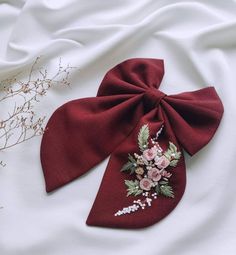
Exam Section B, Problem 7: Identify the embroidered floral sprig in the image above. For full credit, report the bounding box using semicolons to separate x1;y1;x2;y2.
114;124;181;216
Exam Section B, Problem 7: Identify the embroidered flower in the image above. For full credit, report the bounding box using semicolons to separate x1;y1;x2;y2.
154;155;160;162
137;157;144;165
143;146;158;161
162;170;172;178
117;124;181;217
135;167;144;175
147;168;162;182
139;178;153;191
155;155;170;169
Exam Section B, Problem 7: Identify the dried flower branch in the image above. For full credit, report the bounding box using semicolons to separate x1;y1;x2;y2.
0;57;75;163
0;160;6;167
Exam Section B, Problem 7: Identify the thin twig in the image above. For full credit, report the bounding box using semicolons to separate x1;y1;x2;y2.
0;57;76;162
0;160;6;167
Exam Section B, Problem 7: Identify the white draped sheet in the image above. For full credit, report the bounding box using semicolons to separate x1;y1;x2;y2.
0;0;236;254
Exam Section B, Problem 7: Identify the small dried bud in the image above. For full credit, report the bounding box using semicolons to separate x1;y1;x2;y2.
22;84;29;93
0;121;6;128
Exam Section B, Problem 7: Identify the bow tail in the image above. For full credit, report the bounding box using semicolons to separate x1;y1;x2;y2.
40;95;144;192
86;109;186;228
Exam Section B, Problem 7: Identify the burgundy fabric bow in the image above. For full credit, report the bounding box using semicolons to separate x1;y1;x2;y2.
40;58;223;229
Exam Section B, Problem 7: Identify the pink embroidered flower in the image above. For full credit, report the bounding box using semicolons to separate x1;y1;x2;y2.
143;146;158;161
155;155;170;169
162;170;172;178
139;178;153;191
147;168;162;182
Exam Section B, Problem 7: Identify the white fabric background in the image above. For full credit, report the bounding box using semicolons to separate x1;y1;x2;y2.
0;0;236;254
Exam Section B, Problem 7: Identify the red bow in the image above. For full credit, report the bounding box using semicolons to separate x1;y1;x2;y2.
40;58;223;228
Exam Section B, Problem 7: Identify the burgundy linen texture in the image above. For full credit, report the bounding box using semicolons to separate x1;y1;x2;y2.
40;58;223;229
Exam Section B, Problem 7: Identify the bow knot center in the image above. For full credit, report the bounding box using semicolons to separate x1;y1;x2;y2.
143;88;166;110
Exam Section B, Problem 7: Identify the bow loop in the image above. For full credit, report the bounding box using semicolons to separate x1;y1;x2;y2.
97;58;165;97
161;87;224;155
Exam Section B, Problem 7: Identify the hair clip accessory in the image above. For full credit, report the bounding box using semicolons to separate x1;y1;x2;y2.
40;58;223;228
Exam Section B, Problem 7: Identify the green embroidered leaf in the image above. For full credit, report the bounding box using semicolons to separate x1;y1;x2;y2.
164;150;172;160
160;183;174;198
128;154;136;164
134;189;143;196
169;159;179;167
159;180;168;185
164;142;181;163
121;154;137;174
121;161;134;172
125;180;139;188
174;152;181;160
125;180;142;197
169;142;177;153
138;124;149;152
155;184;160;195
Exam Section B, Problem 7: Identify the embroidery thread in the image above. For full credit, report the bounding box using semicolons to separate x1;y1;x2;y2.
114;124;181;216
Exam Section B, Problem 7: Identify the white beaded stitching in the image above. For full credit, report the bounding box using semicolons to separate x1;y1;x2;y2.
114;192;159;216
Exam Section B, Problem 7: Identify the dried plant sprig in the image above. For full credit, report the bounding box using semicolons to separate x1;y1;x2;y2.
0;160;6;167
0;57;75;156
